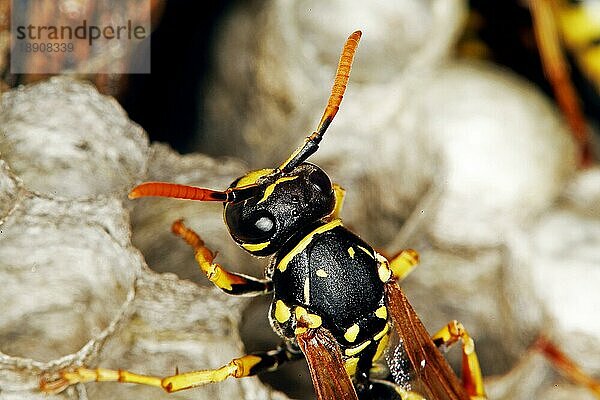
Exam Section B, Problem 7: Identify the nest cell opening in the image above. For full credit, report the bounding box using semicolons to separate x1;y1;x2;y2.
0;220;137;362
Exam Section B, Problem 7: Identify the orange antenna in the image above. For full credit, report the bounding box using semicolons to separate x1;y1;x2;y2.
317;30;362;134
129;182;230;201
279;30;362;173
129;182;260;203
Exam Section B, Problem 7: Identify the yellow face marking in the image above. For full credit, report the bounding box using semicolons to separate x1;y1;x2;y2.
358;245;374;258
372;332;390;362
375;306;388;320
316;269;328;278
344;357;359;377
303;277;310;304
344;340;372;357
241;241;270;252
274;300;291;323
344;324;360;343
373;323;390;341
277;219;343;272
294;306;322;334
235;168;274;187
347;246;355;259
257;175;299;204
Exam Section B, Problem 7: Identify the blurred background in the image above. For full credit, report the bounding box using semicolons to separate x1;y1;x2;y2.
1;0;598;153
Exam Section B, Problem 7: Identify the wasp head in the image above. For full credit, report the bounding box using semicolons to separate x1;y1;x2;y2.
224;163;335;256
129;31;361;257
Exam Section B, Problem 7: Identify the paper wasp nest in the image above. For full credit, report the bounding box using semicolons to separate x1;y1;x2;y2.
0;78;287;400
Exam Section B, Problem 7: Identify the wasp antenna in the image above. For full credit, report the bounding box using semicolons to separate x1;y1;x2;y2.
128;182;229;202
278;30;362;173
316;30;361;134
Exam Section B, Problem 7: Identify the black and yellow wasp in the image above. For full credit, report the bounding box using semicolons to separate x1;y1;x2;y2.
41;31;486;400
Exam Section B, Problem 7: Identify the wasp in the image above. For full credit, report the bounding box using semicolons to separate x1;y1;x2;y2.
40;31;486;400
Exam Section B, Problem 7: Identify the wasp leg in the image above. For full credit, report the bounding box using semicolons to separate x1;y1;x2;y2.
40;344;303;395
172;219;272;296
431;320;486;399
329;183;346;219
534;335;600;397
388;249;420;282
530;0;592;166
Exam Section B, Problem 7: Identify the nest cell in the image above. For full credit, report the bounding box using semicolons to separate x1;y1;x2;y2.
0;199;138;363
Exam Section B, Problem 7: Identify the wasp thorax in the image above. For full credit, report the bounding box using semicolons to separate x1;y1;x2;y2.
223;163;336;256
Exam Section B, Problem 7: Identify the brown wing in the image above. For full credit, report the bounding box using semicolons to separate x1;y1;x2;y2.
385;282;470;400
296;327;359;400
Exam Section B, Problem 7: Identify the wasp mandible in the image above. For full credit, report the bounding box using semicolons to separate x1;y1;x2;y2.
41;31;486;400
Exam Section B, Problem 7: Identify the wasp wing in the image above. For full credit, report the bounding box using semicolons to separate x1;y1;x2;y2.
296;327;359;400
385;281;470;400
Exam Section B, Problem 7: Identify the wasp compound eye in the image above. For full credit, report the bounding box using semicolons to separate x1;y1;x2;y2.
308;169;332;194
226;207;277;244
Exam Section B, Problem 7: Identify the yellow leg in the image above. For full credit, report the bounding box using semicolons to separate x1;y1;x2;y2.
431;320;486;399
330;183;345;219
388;249;419;282
40;354;267;394
172;220;272;296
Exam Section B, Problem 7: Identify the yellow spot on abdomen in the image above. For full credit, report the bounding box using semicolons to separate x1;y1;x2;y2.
374;323;389;341
347;247;355;258
344;324;360;343
373;331;390;362
344;340;371;357
294;306;323;334
375;306;387;319
344;357;359;377
316;269;328;277
274;300;291;323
